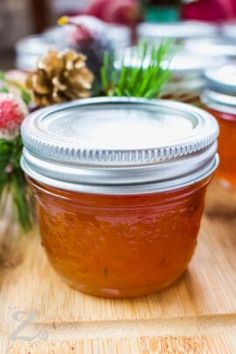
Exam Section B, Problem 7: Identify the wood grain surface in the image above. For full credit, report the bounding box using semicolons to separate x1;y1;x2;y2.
0;182;235;353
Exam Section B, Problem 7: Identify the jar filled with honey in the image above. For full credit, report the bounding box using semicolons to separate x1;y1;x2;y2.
21;98;218;298
201;65;236;188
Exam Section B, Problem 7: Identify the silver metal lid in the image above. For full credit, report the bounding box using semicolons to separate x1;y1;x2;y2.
137;21;217;42
168;52;227;76
204;65;236;95
202;65;236;114
202;90;236;115
185;38;236;59
21;97;219;195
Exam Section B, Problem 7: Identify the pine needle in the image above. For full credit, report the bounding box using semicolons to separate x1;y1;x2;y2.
0;137;32;232
100;41;172;98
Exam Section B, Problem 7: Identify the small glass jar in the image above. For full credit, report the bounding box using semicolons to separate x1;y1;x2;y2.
201;65;236;188
161;53;226;104
21;98;218;298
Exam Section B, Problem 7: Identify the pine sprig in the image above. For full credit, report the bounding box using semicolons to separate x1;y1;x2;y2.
100;41;172;98
0;136;32;232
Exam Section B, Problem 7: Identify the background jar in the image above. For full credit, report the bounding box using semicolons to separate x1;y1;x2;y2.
115;48;227;105
160;53;226;104
21;98;219;298
221;23;236;43
137;21;217;46
185;37;236;63
201;65;236;188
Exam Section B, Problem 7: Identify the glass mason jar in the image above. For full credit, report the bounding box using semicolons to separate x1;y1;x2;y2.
161;53;226;104
21;98;219;298
201;65;236;188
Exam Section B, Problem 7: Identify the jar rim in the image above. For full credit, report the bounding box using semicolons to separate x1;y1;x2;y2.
204;65;236;95
201;90;236;115
202;65;236;114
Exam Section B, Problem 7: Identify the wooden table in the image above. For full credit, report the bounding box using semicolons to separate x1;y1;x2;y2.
0;181;236;354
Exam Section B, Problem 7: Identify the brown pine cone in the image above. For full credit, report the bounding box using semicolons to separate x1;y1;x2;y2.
26;50;94;107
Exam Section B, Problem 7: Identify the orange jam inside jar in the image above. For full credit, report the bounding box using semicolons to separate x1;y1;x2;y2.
29;178;210;298
202;65;236;188
21;98;219;298
208;110;236;186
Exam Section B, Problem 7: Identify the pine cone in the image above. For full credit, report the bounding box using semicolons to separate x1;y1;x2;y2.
26;50;94;107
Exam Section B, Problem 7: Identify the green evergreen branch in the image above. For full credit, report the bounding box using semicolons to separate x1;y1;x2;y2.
11;171;32;232
0;73;33;232
100;41;172;98
0;136;32;232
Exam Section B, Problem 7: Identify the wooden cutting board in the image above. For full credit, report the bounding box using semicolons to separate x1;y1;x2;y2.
0;183;236;354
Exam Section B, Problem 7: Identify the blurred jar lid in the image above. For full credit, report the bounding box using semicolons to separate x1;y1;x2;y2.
185;38;236;59
15;35;59;71
115;48;226;76
204;64;236;95
16;23;130;71
137;21;218;42
202;65;236;114
167;52;226;76
221;22;236;41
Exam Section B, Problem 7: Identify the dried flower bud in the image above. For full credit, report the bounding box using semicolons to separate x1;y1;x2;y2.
0;93;28;138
